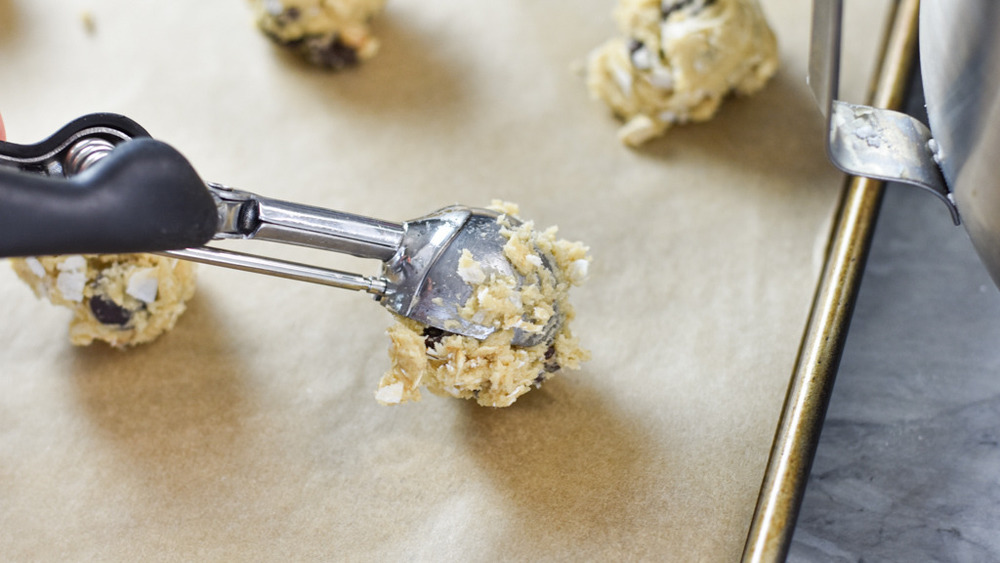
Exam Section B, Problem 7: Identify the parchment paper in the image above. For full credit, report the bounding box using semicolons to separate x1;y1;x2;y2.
0;0;888;559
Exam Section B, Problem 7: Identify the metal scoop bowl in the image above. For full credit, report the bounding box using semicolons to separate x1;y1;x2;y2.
379;206;560;347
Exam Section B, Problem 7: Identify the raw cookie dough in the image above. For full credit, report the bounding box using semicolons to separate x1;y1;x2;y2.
587;0;779;146
376;202;591;408
10;254;197;348
249;0;386;69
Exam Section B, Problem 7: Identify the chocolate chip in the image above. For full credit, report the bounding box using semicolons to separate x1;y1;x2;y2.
423;326;447;349
89;296;132;326
542;345;559;372
627;38;645;55
307;37;359;70
265;31;360;71
285;7;301;20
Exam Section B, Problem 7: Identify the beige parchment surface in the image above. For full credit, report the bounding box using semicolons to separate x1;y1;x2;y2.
0;0;888;560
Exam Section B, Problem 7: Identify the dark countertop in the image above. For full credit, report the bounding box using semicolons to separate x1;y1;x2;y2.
788;159;1000;558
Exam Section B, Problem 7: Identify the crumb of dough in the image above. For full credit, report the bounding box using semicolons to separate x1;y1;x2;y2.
586;0;779;146
377;201;591;408
248;0;386;69
80;11;96;35
10;254;197;348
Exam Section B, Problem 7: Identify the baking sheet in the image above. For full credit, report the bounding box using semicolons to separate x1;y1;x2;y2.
0;0;888;559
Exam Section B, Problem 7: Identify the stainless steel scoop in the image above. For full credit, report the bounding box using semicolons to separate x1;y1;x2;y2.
170;187;559;347
0;113;560;347
812;0;1000;287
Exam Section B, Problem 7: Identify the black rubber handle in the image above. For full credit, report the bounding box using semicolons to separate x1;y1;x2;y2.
0;113;149;166
0;138;218;257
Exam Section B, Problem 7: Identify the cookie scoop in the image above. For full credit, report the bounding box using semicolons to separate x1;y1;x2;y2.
0;114;565;347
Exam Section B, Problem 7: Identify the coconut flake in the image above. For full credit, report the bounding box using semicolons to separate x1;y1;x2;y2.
55;256;87;302
508;292;523;309
630;45;653;70
126;268;160;304
375;382;405;405
648;65;675;90
457;250;487;285
57;255;86;272
25;257;46;278
56;272;86;302
610;61;634;97
569;259;590;284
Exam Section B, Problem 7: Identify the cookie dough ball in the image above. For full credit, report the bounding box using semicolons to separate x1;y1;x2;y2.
249;0;386;69
376;202;591;408
10;254;197;348
587;0;779;146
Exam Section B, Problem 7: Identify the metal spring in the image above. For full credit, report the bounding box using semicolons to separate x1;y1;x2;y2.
63;137;115;176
